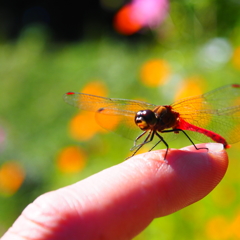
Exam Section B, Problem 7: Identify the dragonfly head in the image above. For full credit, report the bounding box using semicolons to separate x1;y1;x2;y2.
135;110;157;131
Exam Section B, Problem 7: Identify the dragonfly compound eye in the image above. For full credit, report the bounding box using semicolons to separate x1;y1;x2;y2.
135;110;157;130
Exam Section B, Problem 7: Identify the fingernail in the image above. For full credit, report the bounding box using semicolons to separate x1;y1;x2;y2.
206;143;224;152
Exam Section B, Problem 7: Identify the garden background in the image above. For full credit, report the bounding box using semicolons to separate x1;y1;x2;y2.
1;0;240;239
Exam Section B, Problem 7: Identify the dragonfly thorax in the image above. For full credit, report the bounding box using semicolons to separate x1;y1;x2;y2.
135;110;157;131
153;105;179;131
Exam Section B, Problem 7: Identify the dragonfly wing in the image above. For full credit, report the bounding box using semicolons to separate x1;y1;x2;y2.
171;84;240;144
95;108;143;140
96;107;180;145
63;92;156;112
63;92;157;140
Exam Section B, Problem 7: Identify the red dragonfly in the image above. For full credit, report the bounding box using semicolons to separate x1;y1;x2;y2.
64;84;240;159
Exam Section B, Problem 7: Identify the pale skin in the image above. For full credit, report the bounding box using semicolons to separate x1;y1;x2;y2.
2;143;228;240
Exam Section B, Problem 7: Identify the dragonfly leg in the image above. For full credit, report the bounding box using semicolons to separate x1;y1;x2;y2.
154;132;169;160
128;131;154;158
132;131;148;148
129;131;169;160
161;129;208;152
179;129;208;151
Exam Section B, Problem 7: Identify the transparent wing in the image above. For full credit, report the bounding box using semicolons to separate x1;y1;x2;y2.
95;107;179;144
63;92;156;112
63;92;157;140
171;84;240;143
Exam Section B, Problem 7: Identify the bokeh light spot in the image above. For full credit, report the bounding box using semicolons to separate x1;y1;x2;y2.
131;0;169;27
197;38;232;70
70;111;103;141
140;59;171;87
230;211;240;238
68;81;108;141
206;216;231;240
95;110;120;131
113;4;142;35
81;80;108;97
174;77;205;101
0;161;25;196
232;46;240;70
57;146;86;173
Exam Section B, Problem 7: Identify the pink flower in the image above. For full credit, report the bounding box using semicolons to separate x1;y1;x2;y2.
131;0;169;27
113;0;169;35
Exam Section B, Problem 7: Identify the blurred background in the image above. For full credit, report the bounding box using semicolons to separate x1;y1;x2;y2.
1;0;240;239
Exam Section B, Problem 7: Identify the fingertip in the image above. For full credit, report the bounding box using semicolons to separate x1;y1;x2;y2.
136;144;228;217
205;142;224;152
2;144;229;240
179;143;228;173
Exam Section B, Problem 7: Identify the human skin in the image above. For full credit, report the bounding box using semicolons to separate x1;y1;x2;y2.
2;143;228;240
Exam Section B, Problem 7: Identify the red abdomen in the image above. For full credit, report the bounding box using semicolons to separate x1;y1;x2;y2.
177;118;229;148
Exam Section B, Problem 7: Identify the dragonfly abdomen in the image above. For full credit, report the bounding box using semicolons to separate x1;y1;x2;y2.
177;118;229;148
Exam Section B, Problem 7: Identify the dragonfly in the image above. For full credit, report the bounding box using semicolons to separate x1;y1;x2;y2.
63;84;240;159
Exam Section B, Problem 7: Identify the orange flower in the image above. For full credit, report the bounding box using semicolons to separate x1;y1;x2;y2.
140;59;171;87
57;146;86;173
0;161;25;196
